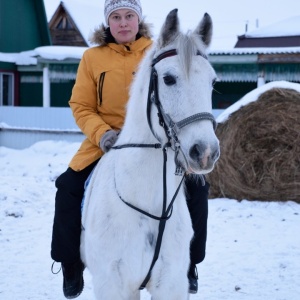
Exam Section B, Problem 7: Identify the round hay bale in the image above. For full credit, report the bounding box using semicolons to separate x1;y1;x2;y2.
208;87;300;202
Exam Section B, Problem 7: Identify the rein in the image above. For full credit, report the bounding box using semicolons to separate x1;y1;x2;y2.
114;144;186;290
111;48;216;290
112;141;184;290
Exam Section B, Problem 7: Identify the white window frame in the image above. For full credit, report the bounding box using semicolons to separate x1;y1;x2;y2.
0;72;14;106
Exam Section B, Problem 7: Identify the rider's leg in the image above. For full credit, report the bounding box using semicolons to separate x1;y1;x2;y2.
51;160;99;298
184;174;209;294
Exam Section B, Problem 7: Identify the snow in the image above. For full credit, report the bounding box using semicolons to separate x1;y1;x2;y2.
3;45;300;66
0;46;87;66
245;15;300;38
0;140;299;299
1;1;300;297
34;46;88;61
217;81;300;123
0;50;37;66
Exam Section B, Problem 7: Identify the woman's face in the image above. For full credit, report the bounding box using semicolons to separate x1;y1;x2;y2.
108;9;139;44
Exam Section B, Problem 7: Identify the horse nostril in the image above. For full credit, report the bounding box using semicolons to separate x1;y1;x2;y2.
189;142;206;161
190;144;199;161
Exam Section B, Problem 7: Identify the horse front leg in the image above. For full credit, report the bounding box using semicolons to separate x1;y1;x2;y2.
130;290;141;300
150;286;189;300
92;274;141;300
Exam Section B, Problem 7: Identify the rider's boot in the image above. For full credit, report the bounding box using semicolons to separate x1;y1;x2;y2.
188;263;198;294
61;260;84;299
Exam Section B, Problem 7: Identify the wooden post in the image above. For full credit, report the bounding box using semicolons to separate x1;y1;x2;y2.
43;66;50;107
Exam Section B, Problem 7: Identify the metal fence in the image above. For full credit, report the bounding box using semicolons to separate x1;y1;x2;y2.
0;107;84;149
0;107;224;149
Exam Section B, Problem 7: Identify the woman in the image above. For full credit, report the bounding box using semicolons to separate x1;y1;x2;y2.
51;0;209;298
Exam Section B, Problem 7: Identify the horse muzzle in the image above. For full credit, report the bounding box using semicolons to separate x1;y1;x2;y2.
186;140;220;174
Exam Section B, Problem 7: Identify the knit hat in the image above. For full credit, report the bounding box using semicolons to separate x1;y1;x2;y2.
104;0;142;25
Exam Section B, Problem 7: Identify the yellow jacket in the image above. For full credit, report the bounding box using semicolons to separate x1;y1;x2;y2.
69;23;152;171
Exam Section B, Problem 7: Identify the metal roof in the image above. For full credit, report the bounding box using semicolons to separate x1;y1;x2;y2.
209;46;300;55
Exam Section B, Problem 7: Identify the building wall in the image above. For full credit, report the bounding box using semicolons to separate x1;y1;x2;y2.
51;81;75;107
20;82;43;106
19;71;75;107
0;0;51;52
212;82;257;108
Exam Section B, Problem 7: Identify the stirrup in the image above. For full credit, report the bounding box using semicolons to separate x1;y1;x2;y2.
51;261;61;274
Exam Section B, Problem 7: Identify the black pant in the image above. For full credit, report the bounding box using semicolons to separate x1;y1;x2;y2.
185;175;209;265
51;162;209;265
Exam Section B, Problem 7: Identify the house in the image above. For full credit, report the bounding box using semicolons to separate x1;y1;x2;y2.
209;46;300;107
0;0;102;108
208;15;300;107
0;1;300;109
234;16;300;48
0;0;51;106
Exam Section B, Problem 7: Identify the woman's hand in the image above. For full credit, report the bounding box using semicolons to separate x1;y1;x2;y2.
99;130;119;152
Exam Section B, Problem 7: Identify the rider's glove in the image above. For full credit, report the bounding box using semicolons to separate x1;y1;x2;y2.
99;130;119;152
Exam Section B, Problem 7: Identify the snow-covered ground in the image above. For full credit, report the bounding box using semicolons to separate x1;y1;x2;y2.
0;140;299;299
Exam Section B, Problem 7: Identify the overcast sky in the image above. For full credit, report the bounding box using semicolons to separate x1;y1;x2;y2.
44;0;299;49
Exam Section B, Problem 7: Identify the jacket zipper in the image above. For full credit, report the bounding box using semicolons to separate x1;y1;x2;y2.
98;72;106;106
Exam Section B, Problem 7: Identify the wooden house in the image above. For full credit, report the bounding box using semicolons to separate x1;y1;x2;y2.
48;2;87;46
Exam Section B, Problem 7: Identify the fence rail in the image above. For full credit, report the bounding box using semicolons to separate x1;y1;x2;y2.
0;107;224;149
0;107;84;149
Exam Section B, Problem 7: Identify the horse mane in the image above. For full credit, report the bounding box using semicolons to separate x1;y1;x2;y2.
176;31;207;78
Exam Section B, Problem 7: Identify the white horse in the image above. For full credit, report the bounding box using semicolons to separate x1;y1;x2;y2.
81;9;220;300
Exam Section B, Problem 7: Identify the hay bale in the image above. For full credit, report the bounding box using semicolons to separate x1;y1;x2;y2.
208;87;300;202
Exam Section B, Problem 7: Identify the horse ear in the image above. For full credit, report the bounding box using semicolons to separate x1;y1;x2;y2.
157;9;180;49
194;13;213;47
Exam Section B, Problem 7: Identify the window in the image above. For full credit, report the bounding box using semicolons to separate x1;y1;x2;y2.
0;72;14;106
56;16;74;30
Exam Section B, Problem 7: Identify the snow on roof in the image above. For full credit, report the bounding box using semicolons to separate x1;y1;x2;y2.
34;46;87;60
0;46;87;65
245;15;300;38
0;50;38;65
217;81;300;123
1;45;300;65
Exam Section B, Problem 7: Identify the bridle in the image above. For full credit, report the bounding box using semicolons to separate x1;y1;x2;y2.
146;49;216;175
111;48;216;290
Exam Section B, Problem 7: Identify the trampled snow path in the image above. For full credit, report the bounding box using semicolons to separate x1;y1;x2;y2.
0;141;299;300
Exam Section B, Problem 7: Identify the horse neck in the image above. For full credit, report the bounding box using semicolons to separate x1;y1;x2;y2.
113;131;180;214
120;99;155;143
119;60;158;143
114;65;180;210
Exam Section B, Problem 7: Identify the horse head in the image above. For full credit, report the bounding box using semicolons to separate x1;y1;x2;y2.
147;9;220;174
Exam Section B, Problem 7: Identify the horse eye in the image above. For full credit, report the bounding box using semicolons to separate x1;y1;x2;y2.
163;75;176;86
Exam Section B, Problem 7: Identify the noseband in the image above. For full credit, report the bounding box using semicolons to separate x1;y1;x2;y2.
146;49;216;174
